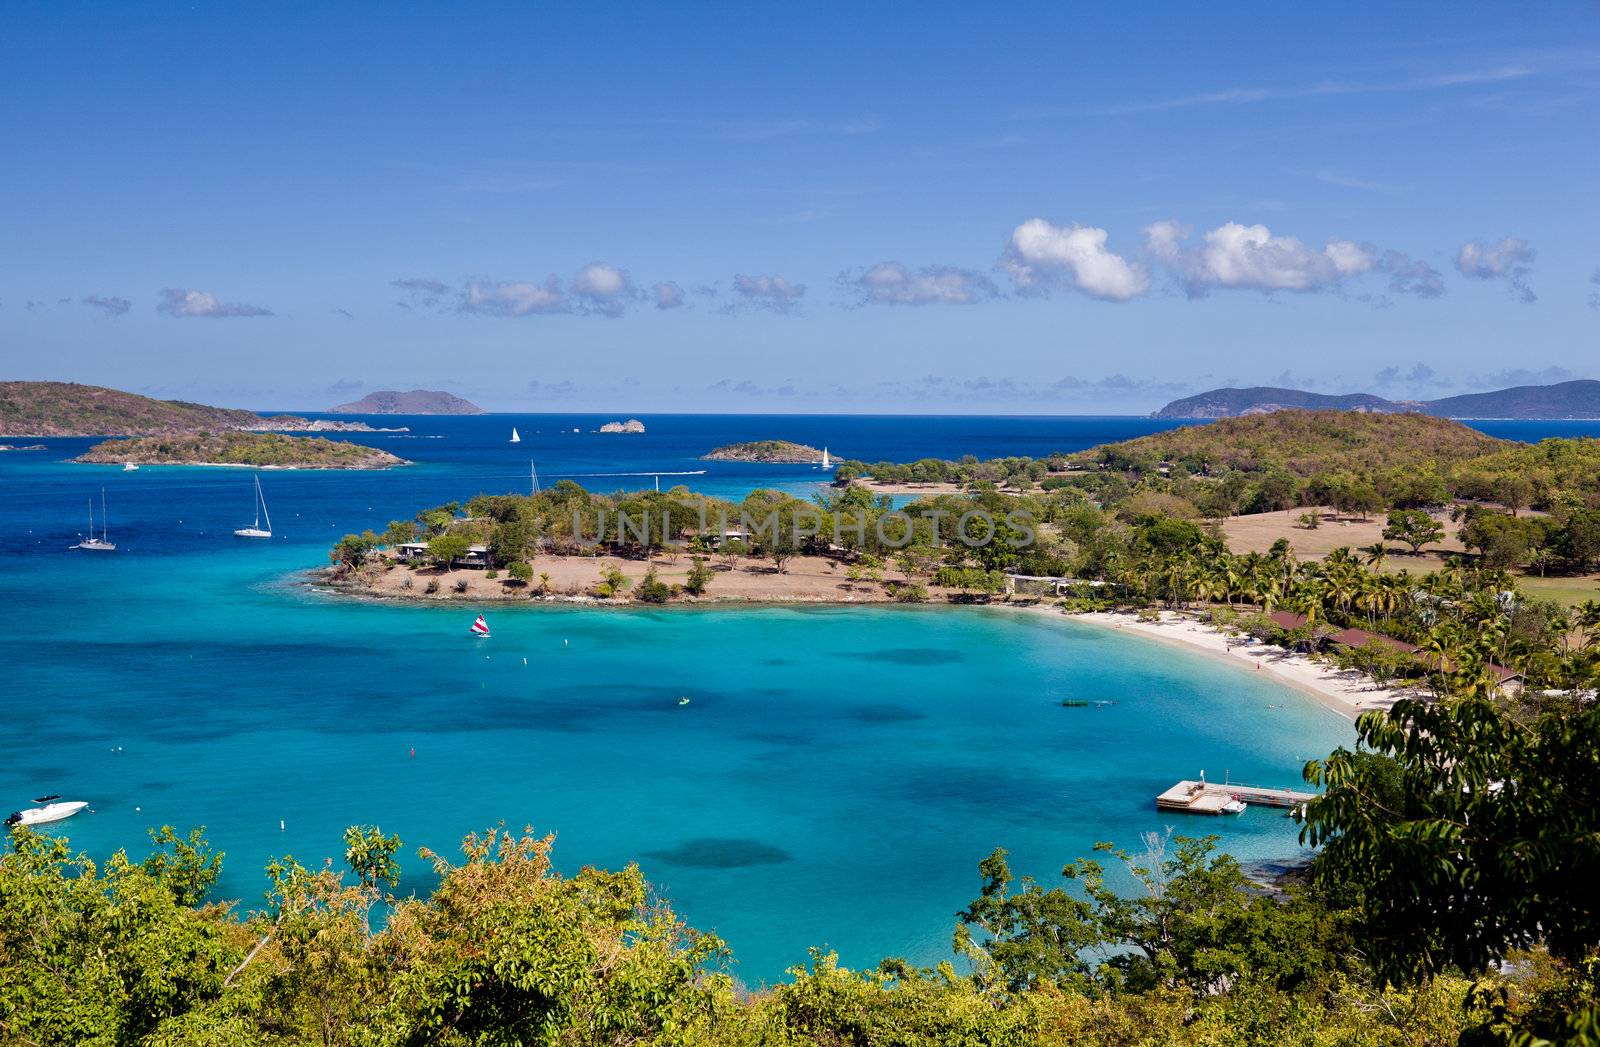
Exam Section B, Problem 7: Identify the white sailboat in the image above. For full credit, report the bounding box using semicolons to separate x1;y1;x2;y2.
71;489;115;551
234;475;273;539
529;460;540;495
510;427;521;444
821;447;831;470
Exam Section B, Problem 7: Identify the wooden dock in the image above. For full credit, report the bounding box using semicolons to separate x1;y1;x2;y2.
1156;775;1316;816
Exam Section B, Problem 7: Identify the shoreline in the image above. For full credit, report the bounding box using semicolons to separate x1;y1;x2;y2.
1047;607;1407;721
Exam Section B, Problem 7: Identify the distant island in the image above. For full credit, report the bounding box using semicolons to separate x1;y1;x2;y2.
0;443;47;452
74;432;408;469
328;389;484;415
245;416;409;434
599;418;646;434
1153;379;1600;420
702;440;829;463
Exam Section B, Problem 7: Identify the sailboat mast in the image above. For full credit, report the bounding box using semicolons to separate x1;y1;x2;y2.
259;476;272;533
100;488;108;541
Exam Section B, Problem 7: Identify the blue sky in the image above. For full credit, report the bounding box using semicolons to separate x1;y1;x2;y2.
2;3;1597;413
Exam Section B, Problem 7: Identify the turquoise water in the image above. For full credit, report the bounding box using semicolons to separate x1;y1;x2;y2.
0;414;1391;980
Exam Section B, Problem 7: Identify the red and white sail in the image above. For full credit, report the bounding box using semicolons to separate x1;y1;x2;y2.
470;615;490;636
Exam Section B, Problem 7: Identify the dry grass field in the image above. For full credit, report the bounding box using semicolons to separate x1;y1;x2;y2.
1220;506;1465;562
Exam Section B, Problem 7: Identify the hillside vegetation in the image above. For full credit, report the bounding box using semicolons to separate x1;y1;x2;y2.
75;432;407;469
0;381;260;436
1081;411;1509;476
329;389;484;414
703;439;827;462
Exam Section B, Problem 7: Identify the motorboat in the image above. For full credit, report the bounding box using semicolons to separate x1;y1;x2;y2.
5;798;89;827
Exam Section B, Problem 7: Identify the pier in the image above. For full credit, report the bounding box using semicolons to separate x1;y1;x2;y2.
1156;773;1316;815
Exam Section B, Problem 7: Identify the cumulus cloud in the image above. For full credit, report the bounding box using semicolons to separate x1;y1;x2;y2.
1456;238;1536;302
82;295;132;316
156;288;272;318
842;262;1000;306
1001;219;1148;301
1378;251;1446;298
652;281;686;310
729;273;806;313
459;279;568;317
392;278;449;309
571;263;635;317
1145;220;1373;296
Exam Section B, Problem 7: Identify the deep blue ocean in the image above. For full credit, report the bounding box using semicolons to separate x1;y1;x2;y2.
4;413;1597;982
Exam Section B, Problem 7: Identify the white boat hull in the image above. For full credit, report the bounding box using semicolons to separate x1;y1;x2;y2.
72;540;116;551
233;528;272;539
6;801;89;827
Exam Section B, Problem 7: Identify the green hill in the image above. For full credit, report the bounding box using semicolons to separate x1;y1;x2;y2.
0;381;262;436
702;439;828;463
74;432;407;469
1083;411;1511;476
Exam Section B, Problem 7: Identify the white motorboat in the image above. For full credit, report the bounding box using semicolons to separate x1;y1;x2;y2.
122;462;139;471
5;798;89;827
234;474;273;538
1220;798;1248;815
71;489;116;551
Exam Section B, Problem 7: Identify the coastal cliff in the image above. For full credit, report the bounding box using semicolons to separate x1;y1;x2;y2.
0;381;262;436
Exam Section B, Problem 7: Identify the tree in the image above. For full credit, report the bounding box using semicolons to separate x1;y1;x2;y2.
684;556;713;595
506;560;534;586
343;824;401;892
633;566;672;603
1383;509;1446;555
426;532;471;568
330;530;378;568
1303;697;1600;988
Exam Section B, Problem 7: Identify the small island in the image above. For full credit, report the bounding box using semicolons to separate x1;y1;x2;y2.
329;389;484;415
245;416;410;434
702;439;829;463
74;432;409;469
599;418;646;434
0;443;48;452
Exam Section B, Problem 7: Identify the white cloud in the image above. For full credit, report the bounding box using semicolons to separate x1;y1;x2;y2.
1145;220;1374;295
156;288;272;318
1001;219;1148;301
652;281;686;310
729;273;806;313
844;262;999;306
571;263;634;316
460;279;567;316
1456;238;1536;302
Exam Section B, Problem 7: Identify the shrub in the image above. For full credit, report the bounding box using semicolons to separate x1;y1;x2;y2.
424;579;440;594
485;569;498;580
400;575;414;591
634;568;672;604
452;579;469;594
893;583;929;603
684;556;714;596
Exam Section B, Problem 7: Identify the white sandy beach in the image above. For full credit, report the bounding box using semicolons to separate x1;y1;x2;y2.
1034;608;1412;721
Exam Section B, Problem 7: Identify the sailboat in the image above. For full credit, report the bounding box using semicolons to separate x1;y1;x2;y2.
510;427;521;444
234;475;273;539
470;614;490;638
71;489;115;551
529;461;540;495
820;447;831;470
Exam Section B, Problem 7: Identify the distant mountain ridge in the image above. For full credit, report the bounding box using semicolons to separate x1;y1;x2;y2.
1153;379;1600;420
329;389;484;415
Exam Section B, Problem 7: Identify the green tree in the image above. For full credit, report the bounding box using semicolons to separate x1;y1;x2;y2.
342;824;401;892
330;530;378;568
426;532;471;568
1383;509;1446;554
684;556;714;595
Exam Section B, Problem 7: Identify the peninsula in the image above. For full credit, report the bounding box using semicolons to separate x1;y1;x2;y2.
702;439;828;463
245;416;409;433
329;389;484;414
1;380;261;436
75;432;408;469
1153;378;1600;420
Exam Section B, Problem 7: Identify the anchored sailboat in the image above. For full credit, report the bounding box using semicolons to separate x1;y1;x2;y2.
234;475;273;539
71;489;115;551
510;427;521;444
